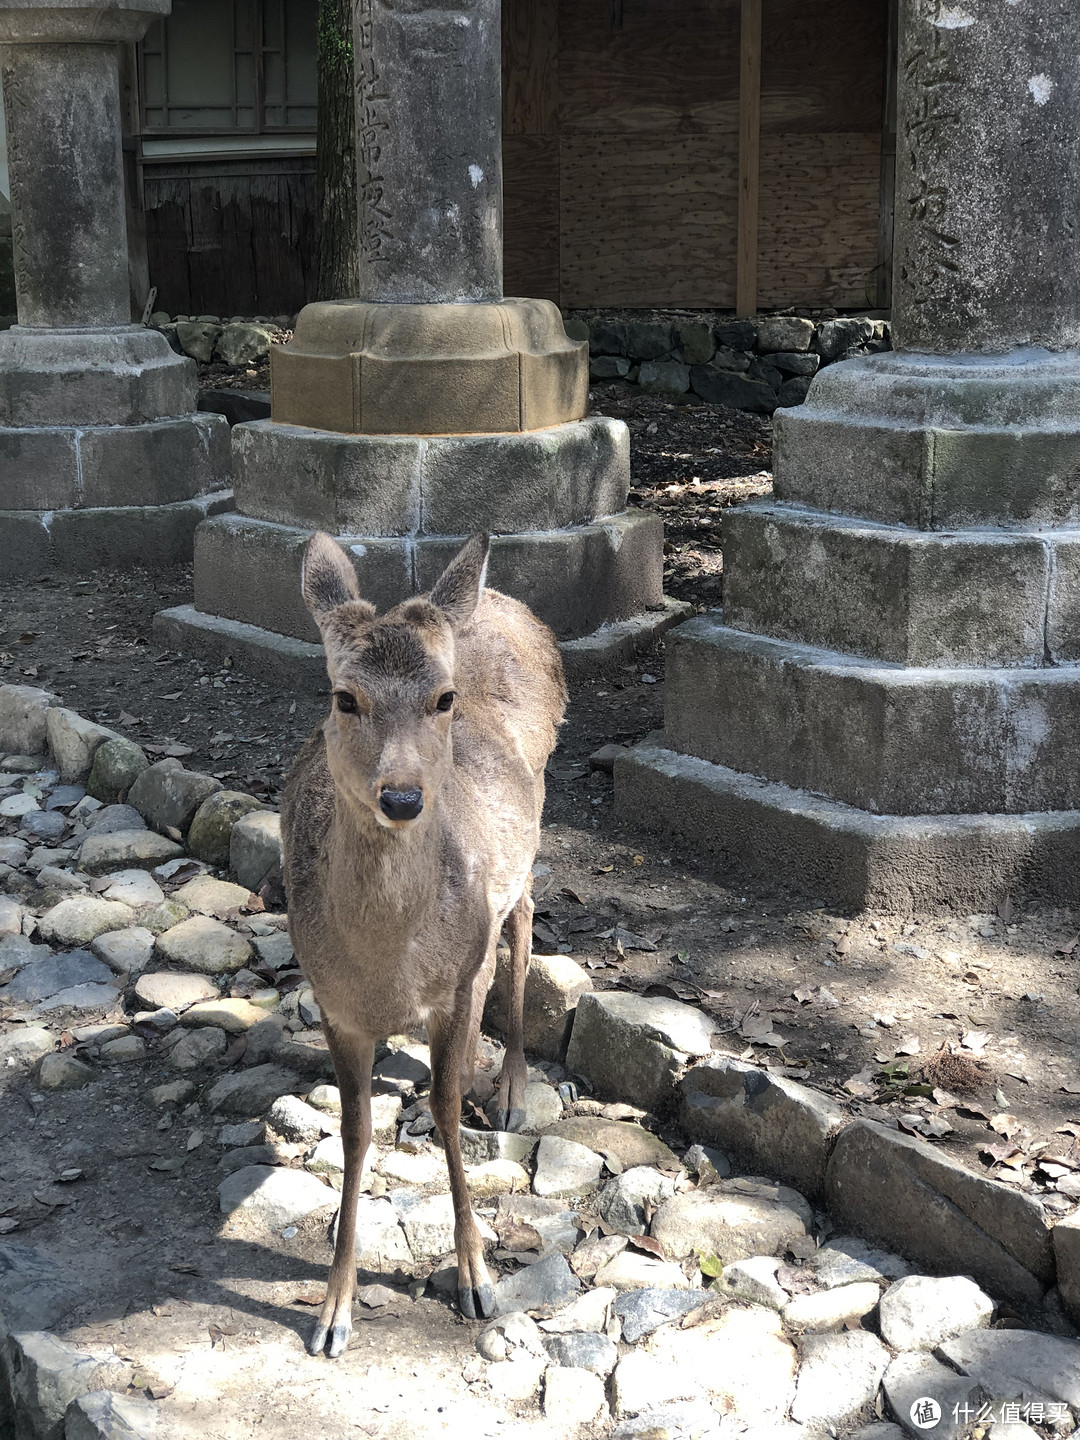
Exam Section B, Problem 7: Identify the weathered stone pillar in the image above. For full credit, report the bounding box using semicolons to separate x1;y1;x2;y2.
617;0;1080;911
0;0;230;579
157;0;683;680
352;0;502;304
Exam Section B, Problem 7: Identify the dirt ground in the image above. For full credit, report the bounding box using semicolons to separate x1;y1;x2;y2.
3;382;1080;1400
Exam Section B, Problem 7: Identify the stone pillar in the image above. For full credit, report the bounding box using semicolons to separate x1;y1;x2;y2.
4;42;131;327
158;0;684;680
616;0;1080;911
0;0;230;579
353;0;502;304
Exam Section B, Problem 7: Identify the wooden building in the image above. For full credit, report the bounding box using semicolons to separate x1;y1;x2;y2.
134;0;894;319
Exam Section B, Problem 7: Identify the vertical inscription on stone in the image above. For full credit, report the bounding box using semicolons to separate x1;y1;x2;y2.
899;10;962;317
1;61;32;309
355;0;392;264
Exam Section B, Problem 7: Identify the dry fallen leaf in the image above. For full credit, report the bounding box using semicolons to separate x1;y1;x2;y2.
960;1030;992;1054
628;1234;666;1259
990;1112;1022;1139
357;1284;396;1308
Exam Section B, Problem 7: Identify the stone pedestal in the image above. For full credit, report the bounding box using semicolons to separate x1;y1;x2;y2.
617;0;1080;911
157;0;683;675
0;0;230;578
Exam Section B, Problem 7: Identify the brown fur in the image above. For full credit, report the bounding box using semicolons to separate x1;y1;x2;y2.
280;531;566;1357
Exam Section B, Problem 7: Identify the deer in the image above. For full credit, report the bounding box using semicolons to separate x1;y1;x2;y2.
280;530;567;1359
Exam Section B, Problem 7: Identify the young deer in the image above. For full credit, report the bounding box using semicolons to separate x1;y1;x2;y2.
281;531;566;1358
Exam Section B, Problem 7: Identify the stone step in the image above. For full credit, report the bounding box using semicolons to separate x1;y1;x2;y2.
190;508;664;646
664;615;1080;816
723;501;1080;668
613;741;1080;912
0;491;234;584
232;415;629;536
773;350;1080;529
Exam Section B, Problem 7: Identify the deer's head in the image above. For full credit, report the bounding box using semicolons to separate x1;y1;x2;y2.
301;532;489;830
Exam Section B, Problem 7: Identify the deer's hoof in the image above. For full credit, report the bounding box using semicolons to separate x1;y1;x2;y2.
309;1316;352;1359
493;1104;526;1133
459;1280;496;1320
327;1319;352;1359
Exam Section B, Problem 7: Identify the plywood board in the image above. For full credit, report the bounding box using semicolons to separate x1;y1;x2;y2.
756;132;882;308
503;135;560;303
736;0;761;316
502;0;558;135
761;0;887;134
559;0;740;135
561;133;738;307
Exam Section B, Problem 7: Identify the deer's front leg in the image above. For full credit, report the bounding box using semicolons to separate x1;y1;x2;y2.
429;1001;495;1320
494;885;532;1132
310;1020;375;1359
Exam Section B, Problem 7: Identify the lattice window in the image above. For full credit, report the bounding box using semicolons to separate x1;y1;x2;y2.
140;0;317;134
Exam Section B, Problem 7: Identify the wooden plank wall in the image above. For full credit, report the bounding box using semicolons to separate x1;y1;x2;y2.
143;157;317;317
503;0;888;311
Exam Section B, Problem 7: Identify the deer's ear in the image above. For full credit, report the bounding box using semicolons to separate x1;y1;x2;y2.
430;533;490;628
301;532;369;626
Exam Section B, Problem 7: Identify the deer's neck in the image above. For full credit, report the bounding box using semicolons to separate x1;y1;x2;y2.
330;791;441;929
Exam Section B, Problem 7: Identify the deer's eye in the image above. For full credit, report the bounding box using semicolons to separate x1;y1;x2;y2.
435;691;455;713
334;691;358;714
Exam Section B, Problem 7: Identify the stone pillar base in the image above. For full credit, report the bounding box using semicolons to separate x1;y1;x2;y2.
155;594;691;686
1;490;234;580
616;742;1080;914
0;326;196;425
0;412;230;512
616;348;1080;910
192;506;667;641
156;412;686;677
271;298;587;435
0;326;233;570
774;349;1080;528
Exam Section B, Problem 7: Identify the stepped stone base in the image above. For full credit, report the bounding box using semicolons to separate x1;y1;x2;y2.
155;595;691;685
723;501;1080;668
0;325;196;426
0;491;234;580
232;415;628;535
615;743;1080;914
0;326;232;576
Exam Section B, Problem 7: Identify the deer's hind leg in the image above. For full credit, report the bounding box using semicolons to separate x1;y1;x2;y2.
494;882;531;1133
460;942;496;1103
309;1019;375;1359
428;993;496;1320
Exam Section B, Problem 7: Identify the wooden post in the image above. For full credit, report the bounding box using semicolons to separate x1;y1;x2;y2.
735;0;761;318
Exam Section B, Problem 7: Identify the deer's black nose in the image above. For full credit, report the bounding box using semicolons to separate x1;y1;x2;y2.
380;788;424;821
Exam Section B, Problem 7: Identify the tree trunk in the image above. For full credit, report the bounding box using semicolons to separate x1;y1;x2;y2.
315;0;358;300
